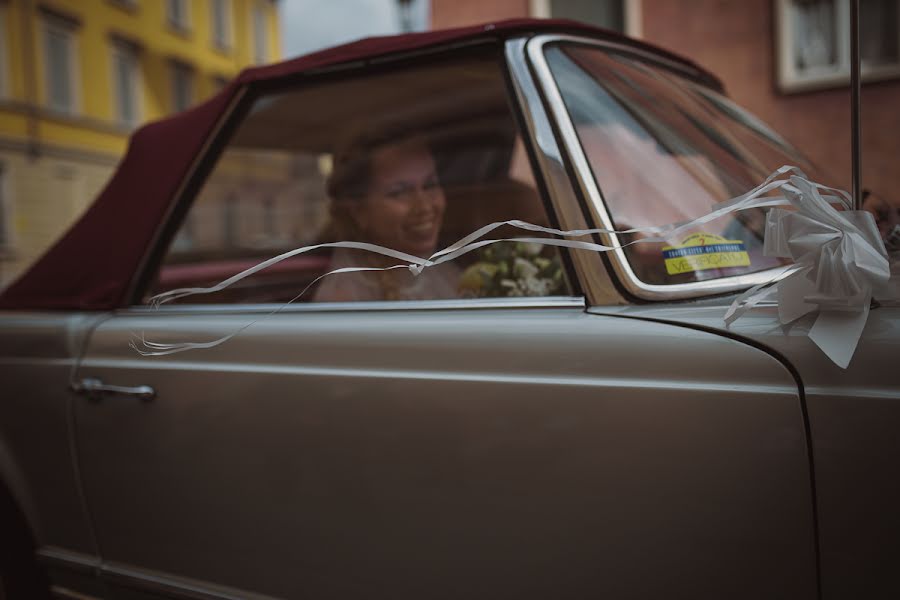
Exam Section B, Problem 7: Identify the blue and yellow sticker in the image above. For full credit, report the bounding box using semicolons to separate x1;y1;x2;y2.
662;233;750;275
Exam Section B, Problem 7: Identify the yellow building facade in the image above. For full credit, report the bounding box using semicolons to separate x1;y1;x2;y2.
0;0;281;287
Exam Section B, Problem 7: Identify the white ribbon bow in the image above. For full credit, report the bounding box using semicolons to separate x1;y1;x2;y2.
724;174;891;368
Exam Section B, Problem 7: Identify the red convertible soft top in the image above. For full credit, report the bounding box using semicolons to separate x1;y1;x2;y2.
0;18;719;310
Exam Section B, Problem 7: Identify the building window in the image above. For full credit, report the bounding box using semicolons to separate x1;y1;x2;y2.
530;0;642;37
167;0;191;31
252;5;267;64
776;0;900;92
0;163;9;254
111;40;141;127
43;17;79;114
0;5;8;99
170;61;193;112
396;0;429;32
211;0;231;49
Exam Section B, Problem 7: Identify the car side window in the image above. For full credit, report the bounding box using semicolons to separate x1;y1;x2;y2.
147;53;573;304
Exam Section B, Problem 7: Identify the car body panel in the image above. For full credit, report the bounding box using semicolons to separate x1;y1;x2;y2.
0;313;102;552
591;299;900;599
69;306;816;599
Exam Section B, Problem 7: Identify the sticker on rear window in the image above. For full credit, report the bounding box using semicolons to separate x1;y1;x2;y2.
662;233;750;275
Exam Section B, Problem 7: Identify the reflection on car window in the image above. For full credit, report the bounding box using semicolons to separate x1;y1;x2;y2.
545;45;818;285
312;135;458;302
148;53;573;304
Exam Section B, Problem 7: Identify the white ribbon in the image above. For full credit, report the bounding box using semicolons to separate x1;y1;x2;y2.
135;166;894;366
724;174;891;368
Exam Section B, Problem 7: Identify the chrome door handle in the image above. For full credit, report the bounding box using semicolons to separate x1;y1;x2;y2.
71;378;156;401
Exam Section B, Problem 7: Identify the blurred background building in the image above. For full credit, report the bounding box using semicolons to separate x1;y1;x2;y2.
0;0;280;287
430;0;899;218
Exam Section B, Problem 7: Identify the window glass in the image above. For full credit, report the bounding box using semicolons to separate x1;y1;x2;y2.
396;0;429;32
549;0;624;32
792;0;839;75
0;161;16;291
167;0;190;30
112;42;140;126
170;61;193;112
545;44;835;285
777;0;900;90
0;164;8;252
149;53;573;304
44;20;76;113
0;6;8;99
252;6;267;64
861;0;899;67
211;0;230;49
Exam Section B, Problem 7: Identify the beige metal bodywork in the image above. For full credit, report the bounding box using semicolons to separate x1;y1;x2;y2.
597;299;900;600
65;303;815;598
0;313;100;552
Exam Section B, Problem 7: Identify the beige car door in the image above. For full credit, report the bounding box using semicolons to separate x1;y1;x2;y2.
71;304;818;599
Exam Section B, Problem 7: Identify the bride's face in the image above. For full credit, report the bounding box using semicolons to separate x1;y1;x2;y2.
355;141;446;258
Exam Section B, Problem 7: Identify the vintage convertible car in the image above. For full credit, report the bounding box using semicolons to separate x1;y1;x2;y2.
1;18;898;600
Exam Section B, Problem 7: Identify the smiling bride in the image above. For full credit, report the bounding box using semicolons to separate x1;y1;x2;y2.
313;134;460;302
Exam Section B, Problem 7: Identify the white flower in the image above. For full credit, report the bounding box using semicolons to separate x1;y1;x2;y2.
522;242;543;256
523;277;553;296
513;257;539;279
501;279;524;297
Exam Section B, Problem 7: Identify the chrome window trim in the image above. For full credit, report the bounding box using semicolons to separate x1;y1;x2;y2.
123;295;587;315
100;562;275;600
526;34;793;301
37;546;99;574
125;85;249;305
504;38;626;306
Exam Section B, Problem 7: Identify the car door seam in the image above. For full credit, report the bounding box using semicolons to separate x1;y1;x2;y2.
591;310;822;600
64;311;117;586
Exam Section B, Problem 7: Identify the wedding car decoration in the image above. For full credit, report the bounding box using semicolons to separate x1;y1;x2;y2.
458;242;566;298
138;166;894;368
724;173;892;368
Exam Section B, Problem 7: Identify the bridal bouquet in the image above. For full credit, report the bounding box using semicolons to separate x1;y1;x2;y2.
458;241;565;298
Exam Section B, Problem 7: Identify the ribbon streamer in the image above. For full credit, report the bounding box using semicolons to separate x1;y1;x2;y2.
135;166;894;367
724;174;891;368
